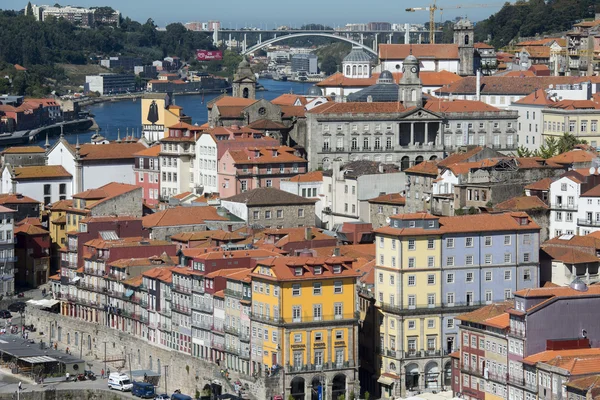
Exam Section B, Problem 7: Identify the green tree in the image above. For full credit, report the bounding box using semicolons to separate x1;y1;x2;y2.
26;2;33;16
320;55;338;75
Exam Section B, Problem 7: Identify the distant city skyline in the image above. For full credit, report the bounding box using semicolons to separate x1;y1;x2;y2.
2;0;505;27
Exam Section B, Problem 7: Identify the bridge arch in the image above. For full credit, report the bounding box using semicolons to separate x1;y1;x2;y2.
242;32;378;56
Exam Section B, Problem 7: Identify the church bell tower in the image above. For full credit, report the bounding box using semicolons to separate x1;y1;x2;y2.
232;57;256;99
398;54;423;108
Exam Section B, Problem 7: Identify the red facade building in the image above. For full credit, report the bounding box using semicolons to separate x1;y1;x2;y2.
134;145;161;206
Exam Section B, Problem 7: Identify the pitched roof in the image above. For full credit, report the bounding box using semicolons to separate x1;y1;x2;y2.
423;99;503;113
437;146;485;167
271;94;308;106
525;177;555;191
225;146;306;165
14;222;48;236
456;301;513;324
495;195;549;211
1;146;45;154
142;266;177;283
134;145;161;157
73;182;139;208
542;246;599;264
436;76;600;96
76;142;147;161
222;187;316;206
0;193;40;205
522;349;600;366
251;256;360;282
11;165;71;180
307;101;408;115
514;89;556;106
368;193;406;205
405;161;438;176
288;171;323;183
565;375;600;396
548;149;597;165
514;284;600;300
379;44;459;60
582;185;600;197
142;206;229;228
548;99;600;110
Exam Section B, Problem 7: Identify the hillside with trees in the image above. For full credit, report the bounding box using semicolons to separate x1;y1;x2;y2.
474;0;599;48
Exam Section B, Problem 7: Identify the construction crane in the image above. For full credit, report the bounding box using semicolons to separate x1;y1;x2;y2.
406;2;525;44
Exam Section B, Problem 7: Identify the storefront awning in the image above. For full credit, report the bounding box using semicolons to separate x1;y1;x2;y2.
377;376;395;386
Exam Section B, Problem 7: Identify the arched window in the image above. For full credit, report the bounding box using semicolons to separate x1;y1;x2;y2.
375;137;381;150
465;35;470;45
352;65;357;76
411;89;417;102
242;88;249;98
386;137;392;149
358;65;363;76
351;137;358;150
363;137;369;149
346;65;351;76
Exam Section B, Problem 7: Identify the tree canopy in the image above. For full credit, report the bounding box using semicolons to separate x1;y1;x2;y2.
516;133;587;159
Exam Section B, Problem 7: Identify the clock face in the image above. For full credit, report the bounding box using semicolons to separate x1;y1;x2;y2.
411;66;418;73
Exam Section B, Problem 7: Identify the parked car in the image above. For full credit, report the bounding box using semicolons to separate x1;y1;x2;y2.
0;310;12;319
132;381;155;398
108;372;133;391
7;302;25;313
154;395;170;400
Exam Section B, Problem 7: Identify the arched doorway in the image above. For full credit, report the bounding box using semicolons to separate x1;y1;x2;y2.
405;363;420;391
401;156;410;171
311;376;325;400
332;374;346;400
415;155;424;165
424;362;440;389
242;88;249;98
291;377;306;400
201;384;212;399
429;155;438;161
444;361;452;388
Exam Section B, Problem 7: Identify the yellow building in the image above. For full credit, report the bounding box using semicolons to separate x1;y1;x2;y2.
250;256;360;400
375;213;443;399
47;199;72;248
542;101;600;147
141;93;192;142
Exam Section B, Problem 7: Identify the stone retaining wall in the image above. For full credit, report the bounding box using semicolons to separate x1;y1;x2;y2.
0;389;130;400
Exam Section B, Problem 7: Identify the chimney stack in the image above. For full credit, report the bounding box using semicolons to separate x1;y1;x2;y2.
476;69;481;101
305;227;312;241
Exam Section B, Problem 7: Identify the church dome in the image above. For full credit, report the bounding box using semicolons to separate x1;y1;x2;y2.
307;86;323;96
238;57;251;69
404;54;418;64
343;46;373;63
377;70;394;84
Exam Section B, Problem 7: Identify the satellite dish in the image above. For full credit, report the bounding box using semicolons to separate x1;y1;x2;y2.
589;167;596;176
548;84;554;89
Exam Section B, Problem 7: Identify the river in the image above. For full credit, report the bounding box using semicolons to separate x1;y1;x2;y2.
34;80;313;147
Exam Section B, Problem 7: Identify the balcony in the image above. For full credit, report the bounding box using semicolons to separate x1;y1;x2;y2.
173;303;191;314
224;325;240;336
84;268;106;277
225;345;239;355
224;288;243;298
551;203;577;210
508;374;525;387
194;303;213;313
509;328;526;338
578;218;600;227
250;311;359;326
157;308;172;317
131;297;148;308
286;361;357;373
192;320;212;330
173;284;192;294
211;341;225;350
239;331;251;342
386;349;397;358
380;301;482;316
488;372;508;384
460;363;484;377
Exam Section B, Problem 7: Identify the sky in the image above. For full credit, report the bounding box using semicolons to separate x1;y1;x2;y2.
2;0;505;27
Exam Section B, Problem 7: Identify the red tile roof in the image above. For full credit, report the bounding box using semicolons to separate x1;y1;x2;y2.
548;149;597;165
271;94;308;106
11;165;71;180
379;44;459;60
437;76;600;96
514;89;556;106
368;193;406;205
307;101;408;114
76;142;148;161
495;195;549;211
251;256;360;282
456;301;513;324
523;349;600;366
142;206;228;228
1;146;45;155
423;99;503;113
0;193;40;205
405;161;438;176
288;171;323;183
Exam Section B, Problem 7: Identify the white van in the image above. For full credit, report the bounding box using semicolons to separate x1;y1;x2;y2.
107;372;133;391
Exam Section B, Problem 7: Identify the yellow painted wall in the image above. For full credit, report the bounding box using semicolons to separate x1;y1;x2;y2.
49;209;67;246
543;111;600;145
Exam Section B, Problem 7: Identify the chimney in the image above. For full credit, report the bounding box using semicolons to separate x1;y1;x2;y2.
305;227;312;241
476;69;481;101
367;95;373;103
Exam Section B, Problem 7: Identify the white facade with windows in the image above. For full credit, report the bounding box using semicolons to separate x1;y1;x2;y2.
577;191;600;236
195;133;218;194
507;103;544;152
159;141;195;198
549;176;580;239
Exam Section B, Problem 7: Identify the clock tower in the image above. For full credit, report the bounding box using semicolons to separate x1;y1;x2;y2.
398;54;423;108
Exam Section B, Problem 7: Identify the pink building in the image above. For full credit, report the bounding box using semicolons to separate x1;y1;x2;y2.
133;145;160;206
218;145;308;198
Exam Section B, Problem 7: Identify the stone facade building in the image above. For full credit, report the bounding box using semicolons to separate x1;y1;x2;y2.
221;187;317;229
368;193;406;229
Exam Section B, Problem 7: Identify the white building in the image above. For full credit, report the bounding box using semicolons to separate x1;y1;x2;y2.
158;123;198;198
549;175;580;238
508;89;552;152
321;160;406;229
46;136;147;193
280;171;324;225
0;206;15;296
196;132;218;195
577;184;600;236
0;165;73;206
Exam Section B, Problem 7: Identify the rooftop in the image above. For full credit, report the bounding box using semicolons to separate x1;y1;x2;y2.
251;256;360;282
288;171;323;183
222;187;316;207
10;165;71;180
494;195;549;211
368;193;406;206
379;44;459;60
456;301;513;324
142;206;229;228
1;146;45;155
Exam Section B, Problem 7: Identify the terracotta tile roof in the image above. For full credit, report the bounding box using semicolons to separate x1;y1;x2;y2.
288;171;323;183
495;195;549;211
566;375;600;395
142;206;228;228
110;254;176;269
582;185;600;197
541;246;599;264
192;249;279;262
0;193;40;205
224;268;254;283
368;192;406;205
225;145;306;165
172;229;245;243
73;183;139;208
377;212;539;236
0;205;15;214
1;146;45;154
423;99;503;113
271;94;309;106
210;96;257;108
84;236;172;249
205;267;249;279
514;89;556;105
14;222;47;236
437;147;485;167
142;266;177;283
456;301;513;324
251;256;360;282
437;76;600;96
280;105;307;118
312;244;376;260
307;101;408;114
523;349;600;366
474;42;495;49
574;19;600;28
11;165;71;180
514;284;600;300
80;216;139;223
521;46;551;58
485;313;510;329
525;177;555;191
14;64;27;71
548;149;597;165
516;38;565;46
76;142;147;161
134;145;161;157
222;187;316;206
405;161;438;176
356;258;375;285
379;44;459;60
549;99;600;110
247;119;288;130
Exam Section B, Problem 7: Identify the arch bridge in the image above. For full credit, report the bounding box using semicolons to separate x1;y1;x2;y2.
241;32;378;56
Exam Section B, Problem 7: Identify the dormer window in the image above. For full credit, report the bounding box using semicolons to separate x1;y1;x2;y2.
409;221;416;228
272;150;278;157
333;265;342;274
314;266;322;275
255;150;260;157
295;267;303;276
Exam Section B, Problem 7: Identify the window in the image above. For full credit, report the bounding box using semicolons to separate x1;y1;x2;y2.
466;272;474;282
408;275;416;286
265;179;272;188
294;267;303;276
292;284;301;296
524;269;531;281
408;258;415;268
427;256;435;268
504;270;512;281
466;255;474;265
265;211;272;219
484;236;492;246
334;281;343;294
447;318;454;329
253;211;259;220
428;319;435;329
408;295;416;307
408;239;416;250
447;293;455;304
428;294;435;306
485;271;492;281
294;334;302;343
447;256;454;267
447;238;455;248
408;320;416;329
485;291;493;303
427;238;435;249
298;209;304;218
465;237;474;247
504;253;512;263
292;306;301;322
523;253;530;262
313;283;322;295
504;289;512;300
334;303;343;319
447;273;455;284
313;304;322;321
427;274;435;285
485;254;492;264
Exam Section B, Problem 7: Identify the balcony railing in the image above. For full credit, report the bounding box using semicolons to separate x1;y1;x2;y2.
510;328;525;338
225;345;239;355
83;268;105;277
250;311;359;326
488;372;508;384
551;203;577;210
211;341;225;350
286;361;357;373
157;308;172;317
194;303;213;313
460;363;484;377
381;301;482;315
212;324;225;333
173;284;192;294
224;325;240;336
508;374;525;387
192;320;212;330
224;288;243;298
578;218;600;227
173;304;191;314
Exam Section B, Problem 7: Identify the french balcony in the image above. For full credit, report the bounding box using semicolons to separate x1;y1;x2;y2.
211;341;225;350
157;308;172;317
380;301;482;316
194;303;213;313
249;311;359;326
173;303;191;315
551;203;577;210
224;288;243;298
460;363;484;377
224;325;240;336
285;361;357;373
173;284;192;294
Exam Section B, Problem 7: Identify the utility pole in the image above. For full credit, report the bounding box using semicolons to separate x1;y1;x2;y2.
103;341;107;374
128;353;132;380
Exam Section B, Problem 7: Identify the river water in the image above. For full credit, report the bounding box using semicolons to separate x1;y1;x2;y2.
35;80;313;147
